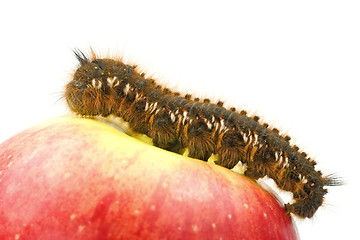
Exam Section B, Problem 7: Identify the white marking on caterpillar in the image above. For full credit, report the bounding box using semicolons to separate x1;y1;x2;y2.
247;134;253;146
214;122;219;132
170;111;176;123
205;119;212;129
97;80;102;89
219;118;226;132
149;102;158;114
242;132;248;143
123;83;130;95
298;173;309;184
91;79;102;89
182;110;188;125
107;76;119;87
144;101;149;111
135;92;143;100
301;176;308;184
252;134;259;146
154;108;161;115
275;151;279;161
283;157;290;168
278;155;284;165
107;77;112;86
177;114;183;125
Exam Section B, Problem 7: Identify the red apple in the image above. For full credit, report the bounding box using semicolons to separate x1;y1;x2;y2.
0;116;298;240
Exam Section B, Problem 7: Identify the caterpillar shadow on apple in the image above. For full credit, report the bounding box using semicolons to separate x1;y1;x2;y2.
64;49;341;219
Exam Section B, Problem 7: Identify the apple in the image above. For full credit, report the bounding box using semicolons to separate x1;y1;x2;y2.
0;116;298;240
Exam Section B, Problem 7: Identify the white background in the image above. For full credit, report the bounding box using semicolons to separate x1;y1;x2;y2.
1;1;359;239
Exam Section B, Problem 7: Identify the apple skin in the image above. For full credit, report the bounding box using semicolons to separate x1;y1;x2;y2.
0;116;298;240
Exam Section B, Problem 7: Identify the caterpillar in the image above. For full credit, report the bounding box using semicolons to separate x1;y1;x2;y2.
65;50;340;219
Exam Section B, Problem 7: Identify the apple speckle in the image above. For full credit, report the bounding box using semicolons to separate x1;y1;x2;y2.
78;225;85;232
14;234;20;240
120;159;128;167
264;212;268;218
150;205;156;210
212;223;216;228
70;214;76;220
227;214;232;219
192;225;199;232
243;203;249;209
7;161;14;168
208;192;215;199
177;226;182;231
133;209;140;215
64;172;71;179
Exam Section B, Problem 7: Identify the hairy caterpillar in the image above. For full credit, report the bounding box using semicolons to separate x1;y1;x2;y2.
65;50;340;218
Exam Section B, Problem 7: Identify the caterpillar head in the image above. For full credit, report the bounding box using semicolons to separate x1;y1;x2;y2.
65;50;127;116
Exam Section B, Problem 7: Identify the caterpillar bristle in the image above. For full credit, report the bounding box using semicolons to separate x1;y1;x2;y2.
292;145;300;151
284;135;291;142
240;110;247;115
217;101;224;107
73;49;89;65
324;174;343;186
272;128;280;134
308;158;316;167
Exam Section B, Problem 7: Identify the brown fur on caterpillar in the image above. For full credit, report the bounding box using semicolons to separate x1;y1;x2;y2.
65;50;340;219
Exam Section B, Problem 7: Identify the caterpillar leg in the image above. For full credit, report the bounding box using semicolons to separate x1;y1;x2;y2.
244;144;277;179
215;130;245;169
285;175;329;218
244;164;267;180
185;118;215;161
285;193;325;218
127;99;149;134
149;109;178;151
